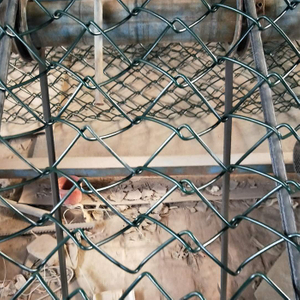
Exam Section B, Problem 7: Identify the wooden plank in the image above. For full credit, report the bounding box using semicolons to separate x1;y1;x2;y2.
18;173;300;206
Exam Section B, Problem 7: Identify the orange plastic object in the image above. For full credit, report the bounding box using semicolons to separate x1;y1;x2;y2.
58;176;82;205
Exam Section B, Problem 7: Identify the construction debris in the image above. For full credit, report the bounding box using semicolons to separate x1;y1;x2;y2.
118;205;129;212
206;185;222;196
109;192;126;202
58;175;82;206
141;189;153;199
0;281;17;298
0;198;49;218
161;206;169;215
92;209;104;221
14;274;26;291
195;202;207;213
138;206;149;214
26;234;59;266
93;290;135;300
254;250;295;300
143;223;156;233
125;190;142;201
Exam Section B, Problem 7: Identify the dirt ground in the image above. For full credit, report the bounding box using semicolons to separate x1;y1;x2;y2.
0;199;299;300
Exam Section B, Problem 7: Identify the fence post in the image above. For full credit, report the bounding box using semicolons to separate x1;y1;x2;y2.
39;51;69;298
245;1;300;298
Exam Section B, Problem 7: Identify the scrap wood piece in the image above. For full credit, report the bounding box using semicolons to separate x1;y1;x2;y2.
0;198;49;218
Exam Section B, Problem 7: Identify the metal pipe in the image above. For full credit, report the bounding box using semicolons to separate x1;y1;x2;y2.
245;1;300;299
0;0;18;131
24;0;300;48
220;60;233;300
39;52;69;299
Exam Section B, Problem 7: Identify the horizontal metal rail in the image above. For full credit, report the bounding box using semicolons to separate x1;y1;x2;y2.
24;0;300;48
0;155;295;178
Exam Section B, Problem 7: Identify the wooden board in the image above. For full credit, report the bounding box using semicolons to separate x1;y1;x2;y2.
19;173;300;206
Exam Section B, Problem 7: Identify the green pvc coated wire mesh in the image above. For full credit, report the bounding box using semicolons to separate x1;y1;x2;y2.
0;0;300;299
4;41;300;124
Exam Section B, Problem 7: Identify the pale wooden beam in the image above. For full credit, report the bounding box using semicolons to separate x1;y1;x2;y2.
94;0;104;105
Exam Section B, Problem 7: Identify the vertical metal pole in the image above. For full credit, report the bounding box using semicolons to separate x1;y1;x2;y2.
245;1;300;299
220;61;233;300
94;0;104;105
0;0;18;131
39;52;69;298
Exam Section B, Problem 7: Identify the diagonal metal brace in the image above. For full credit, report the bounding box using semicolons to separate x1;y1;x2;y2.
245;1;300;299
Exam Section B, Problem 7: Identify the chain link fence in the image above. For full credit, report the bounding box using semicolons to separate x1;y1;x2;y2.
4;40;300;124
0;0;300;299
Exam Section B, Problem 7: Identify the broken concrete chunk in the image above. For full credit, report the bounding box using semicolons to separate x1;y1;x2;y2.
124;208;139;219
109;192;126;202
122;183;133;192
206;185;222;196
141;189;153;199
14;274;26;290
26;234;59;266
118;205;129;212
151;184;167;200
161;206;169;215
125;190;142;201
0;179;11;189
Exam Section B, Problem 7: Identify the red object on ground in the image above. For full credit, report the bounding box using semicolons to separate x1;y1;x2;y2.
58;176;82;205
